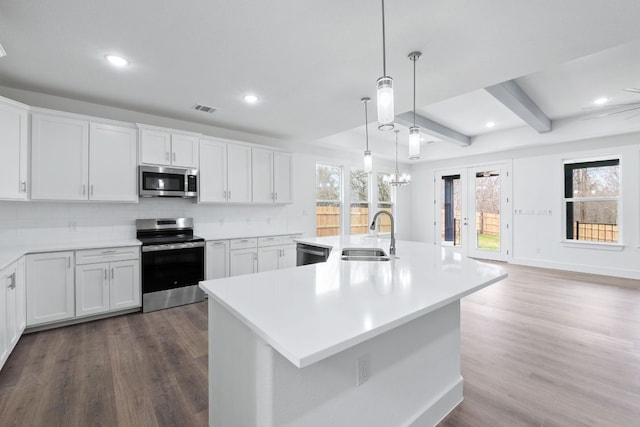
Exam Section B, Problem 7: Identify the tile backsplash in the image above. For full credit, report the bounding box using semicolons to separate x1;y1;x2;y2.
0;198;296;244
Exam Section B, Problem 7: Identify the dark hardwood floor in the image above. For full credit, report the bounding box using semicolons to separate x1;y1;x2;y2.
1;264;639;426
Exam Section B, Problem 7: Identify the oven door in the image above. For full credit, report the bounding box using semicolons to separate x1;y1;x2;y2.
141;244;204;294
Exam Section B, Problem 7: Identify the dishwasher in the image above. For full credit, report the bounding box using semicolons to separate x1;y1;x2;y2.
296;243;331;266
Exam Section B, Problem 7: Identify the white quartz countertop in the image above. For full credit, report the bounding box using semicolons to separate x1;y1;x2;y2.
200;235;507;368
0;239;142;270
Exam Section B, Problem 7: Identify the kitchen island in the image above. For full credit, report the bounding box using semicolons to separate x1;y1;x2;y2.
199;236;507;426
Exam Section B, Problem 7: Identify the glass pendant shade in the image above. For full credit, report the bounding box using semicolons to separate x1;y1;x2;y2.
376;76;394;130
409;126;420;160
363;150;372;172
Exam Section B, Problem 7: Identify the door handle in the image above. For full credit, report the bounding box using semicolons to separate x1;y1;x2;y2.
173;152;176;162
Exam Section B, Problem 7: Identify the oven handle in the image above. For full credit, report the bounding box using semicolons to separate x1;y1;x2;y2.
142;241;205;252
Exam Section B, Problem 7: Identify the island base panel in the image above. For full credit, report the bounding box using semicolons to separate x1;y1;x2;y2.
209;299;463;427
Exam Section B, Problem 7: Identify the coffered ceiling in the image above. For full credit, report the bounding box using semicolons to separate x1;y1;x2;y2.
1;0;640;160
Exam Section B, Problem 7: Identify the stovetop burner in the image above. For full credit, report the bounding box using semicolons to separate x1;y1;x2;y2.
137;233;205;246
135;217;203;246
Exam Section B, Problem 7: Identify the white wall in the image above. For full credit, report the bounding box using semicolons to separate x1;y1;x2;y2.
410;131;640;279
0;87;412;244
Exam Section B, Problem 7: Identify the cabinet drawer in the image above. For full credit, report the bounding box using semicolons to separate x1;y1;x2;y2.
280;234;302;245
75;246;140;265
257;236;281;247
230;238;257;250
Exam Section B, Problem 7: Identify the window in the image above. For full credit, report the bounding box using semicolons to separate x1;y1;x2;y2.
350;169;369;235
441;174;462;246
375;172;393;233
564;159;620;243
316;163;342;236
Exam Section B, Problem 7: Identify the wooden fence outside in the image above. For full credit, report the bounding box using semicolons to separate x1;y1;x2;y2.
316;205;391;236
574;222;618;242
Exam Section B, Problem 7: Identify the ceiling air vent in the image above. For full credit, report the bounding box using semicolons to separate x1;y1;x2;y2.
192;104;216;114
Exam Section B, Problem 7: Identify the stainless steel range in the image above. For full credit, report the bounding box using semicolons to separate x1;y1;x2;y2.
136;218;205;312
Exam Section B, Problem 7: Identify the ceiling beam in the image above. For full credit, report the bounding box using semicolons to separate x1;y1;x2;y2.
395;112;471;146
485;80;552;133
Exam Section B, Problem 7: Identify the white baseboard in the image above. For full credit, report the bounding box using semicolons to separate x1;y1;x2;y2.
510;257;640;280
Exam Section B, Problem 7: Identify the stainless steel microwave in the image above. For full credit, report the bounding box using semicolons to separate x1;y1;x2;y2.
139;165;198;198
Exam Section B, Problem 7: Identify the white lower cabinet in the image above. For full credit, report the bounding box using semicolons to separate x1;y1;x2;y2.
26;251;75;327
206;240;229;280
229;238;258;276
257;235;300;272
75;247;140;317
0;260;24;369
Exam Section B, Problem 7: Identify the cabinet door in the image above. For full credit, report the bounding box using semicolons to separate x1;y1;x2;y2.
258;247;280;273
252;148;274;203
90;123;138;202
199;139;228;203
229;249;257;277
26;252;75;326
227;144;252;203
206;241;229;280
273;152;292;204
279;245;297;269
31;114;89;200
171;134;199;168
16;257;26;334
0;101;28;200
75;263;110;317
4;263;19;349
140;128;171;165
110;260;140;311
0;266;7;367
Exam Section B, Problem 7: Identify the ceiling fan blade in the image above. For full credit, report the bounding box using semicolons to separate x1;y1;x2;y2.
623;87;640;94
583;105;640;120
581;102;640;110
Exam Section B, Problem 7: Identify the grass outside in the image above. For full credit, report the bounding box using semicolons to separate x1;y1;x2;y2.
478;233;500;250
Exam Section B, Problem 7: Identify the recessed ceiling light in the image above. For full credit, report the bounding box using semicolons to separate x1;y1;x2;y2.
105;54;128;67
243;94;259;104
593;97;608;105
486;121;496;128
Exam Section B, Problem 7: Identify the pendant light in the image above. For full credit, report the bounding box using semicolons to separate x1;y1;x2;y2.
376;0;394;131
408;51;421;160
361;97;373;173
388;129;410;186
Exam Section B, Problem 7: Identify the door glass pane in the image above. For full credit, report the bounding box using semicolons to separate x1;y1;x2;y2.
350;169;369;235
376;173;393;233
475;170;500;251
441;175;461;246
316;163;342;237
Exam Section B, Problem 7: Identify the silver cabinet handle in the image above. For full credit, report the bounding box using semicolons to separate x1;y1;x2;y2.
111;268;114;279
165;152;170;161
90;184;94;196
271;192;275;200
228;190;231;199
20;181;27;193
212;241;225;245
82;184;86;196
173;152;176;161
68;257;71;268
223;190;227;199
7;273;15;289
101;250;117;254
275;192;278;201
104;269;108;280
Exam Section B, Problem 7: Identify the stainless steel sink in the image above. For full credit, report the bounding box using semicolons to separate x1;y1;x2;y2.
341;248;391;261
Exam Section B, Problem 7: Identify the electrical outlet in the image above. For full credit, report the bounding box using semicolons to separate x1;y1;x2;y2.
356;354;370;386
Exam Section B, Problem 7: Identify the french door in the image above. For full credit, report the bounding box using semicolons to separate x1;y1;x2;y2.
435;162;511;261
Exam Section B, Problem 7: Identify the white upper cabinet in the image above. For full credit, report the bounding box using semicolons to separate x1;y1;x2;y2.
252;148;274;204
139;125;199;168
0;97;29;200
252;148;292;204
171;133;199;168
200;137;252;204
31;111;138;202
227;144;252;203
31;113;89;201
273;152;292;203
89;123;138;202
199;138;228;203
